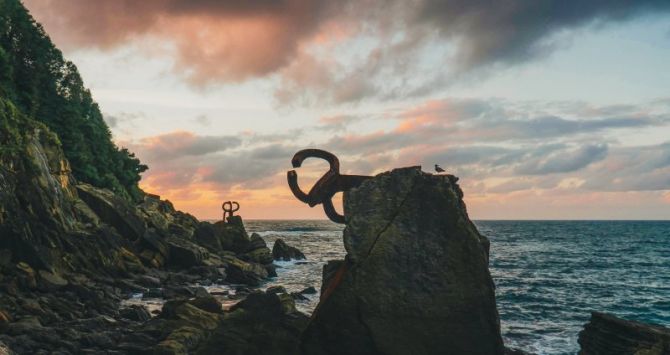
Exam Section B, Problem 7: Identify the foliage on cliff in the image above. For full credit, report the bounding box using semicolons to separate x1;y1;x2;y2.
0;0;147;201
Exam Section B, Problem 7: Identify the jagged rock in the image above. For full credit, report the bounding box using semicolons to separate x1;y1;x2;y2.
578;312;670;354
154;301;221;354
76;183;146;241
164;237;208;268
242;234;274;265
119;305;151;322
194;222;223;252
198;292;309;355
299;286;317;295
223;256;269;286
36;270;68;291
267;285;288;294
272;239;306;261
302;167;504;355
216;217;251;253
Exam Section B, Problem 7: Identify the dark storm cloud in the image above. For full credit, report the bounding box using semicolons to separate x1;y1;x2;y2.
24;0;670;101
412;1;670;69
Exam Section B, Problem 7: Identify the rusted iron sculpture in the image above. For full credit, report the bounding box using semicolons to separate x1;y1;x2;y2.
287;149;371;223
222;201;239;222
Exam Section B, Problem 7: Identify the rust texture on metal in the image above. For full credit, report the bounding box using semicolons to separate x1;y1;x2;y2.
222;201;240;222
287;149;371;223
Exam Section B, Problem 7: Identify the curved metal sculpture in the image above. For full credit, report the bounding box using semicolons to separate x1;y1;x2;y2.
287;149;371;223
222;201;240;222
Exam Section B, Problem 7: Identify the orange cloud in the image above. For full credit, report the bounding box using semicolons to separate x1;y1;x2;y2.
24;0;338;84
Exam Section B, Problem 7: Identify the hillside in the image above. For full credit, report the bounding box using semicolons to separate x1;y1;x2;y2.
0;0;146;201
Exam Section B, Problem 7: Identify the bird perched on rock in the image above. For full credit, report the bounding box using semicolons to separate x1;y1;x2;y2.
434;164;445;173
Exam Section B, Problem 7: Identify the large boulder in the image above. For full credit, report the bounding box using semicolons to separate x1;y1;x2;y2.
578;312;670;354
301;167;504;355
164;236;209;268
272;239;305;261
198;292;309;355
242;233;274;265
215;217;251;254
76;183;146;241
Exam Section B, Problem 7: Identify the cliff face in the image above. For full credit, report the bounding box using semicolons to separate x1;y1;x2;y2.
0;98;277;353
301;167;504;355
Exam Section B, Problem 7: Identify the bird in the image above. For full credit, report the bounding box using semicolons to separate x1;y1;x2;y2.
434;164;445;173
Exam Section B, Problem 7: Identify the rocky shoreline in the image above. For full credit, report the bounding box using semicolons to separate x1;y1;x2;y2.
2;130;668;354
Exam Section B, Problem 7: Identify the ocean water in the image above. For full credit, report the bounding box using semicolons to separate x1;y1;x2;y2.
246;220;670;355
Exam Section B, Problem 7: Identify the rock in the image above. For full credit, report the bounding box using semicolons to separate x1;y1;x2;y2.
165;237;208;268
578;312;670;354
144;288;163;299
215;217;251;253
15;262;36;289
194;222;223;252
0;310;12;324
301;167;504;355
223;256;269;286
0;249;11;268
272;239;306;261
119;305;151;322
290;292;309;301
197;292;309;355
135;275;162;288
37;270;68;291
267;286;288;294
299;286;317;295
76;183;146;240
241;233;274;264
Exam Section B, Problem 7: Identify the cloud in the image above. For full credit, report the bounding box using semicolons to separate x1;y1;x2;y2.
24;0;670;103
127;131;242;161
24;0;340;84
122;96;670;218
514;143;609;175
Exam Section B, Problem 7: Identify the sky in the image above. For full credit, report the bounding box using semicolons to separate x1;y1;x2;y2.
23;0;670;220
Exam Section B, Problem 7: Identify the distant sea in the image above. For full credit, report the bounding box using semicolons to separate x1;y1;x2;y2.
245;220;670;355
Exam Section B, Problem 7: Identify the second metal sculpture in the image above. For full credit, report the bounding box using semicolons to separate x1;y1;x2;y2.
222;201;239;222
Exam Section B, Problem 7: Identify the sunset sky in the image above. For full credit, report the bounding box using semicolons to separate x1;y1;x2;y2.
23;0;670;220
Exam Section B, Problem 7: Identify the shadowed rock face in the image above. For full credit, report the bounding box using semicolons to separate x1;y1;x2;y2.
302;166;504;355
578;312;670;355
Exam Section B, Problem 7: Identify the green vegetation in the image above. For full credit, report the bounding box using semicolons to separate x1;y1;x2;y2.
0;0;147;201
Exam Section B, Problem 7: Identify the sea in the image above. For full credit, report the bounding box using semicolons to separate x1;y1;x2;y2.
244;220;670;355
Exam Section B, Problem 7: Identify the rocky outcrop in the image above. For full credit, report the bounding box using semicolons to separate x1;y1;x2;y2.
578;312;670;354
301;167;504;355
272;239;306;261
198;291;309;355
0;99;276;353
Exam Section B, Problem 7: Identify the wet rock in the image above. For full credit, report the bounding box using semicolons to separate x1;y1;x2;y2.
290;292;309;301
15;262;36;290
135;275;161;288
302;167;504;355
154;301;221;353
212;216;250;253
578;312;670;354
299;286;317;295
165;237;208;268
119;305;151;322
272;239;306;261
143;288;163;299
76;183;146;241
198;292;309;355
242;233;274;265
267;285;288;294
223;256;269;286
37;270;68;291
194;222;223;252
